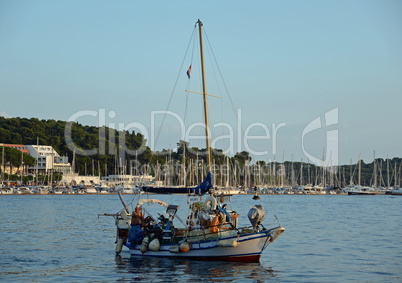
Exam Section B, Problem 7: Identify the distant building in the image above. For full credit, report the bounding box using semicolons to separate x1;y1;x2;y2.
0;143;28;175
26;145;72;174
1;144;28;154
61;173;100;186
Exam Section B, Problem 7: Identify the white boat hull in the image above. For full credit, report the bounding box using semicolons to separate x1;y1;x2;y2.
127;227;284;262
86;188;98;194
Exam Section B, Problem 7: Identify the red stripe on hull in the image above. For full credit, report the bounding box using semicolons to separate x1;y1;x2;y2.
189;254;261;263
137;254;261;263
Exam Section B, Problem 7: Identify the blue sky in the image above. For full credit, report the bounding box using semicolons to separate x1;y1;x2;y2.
0;0;401;165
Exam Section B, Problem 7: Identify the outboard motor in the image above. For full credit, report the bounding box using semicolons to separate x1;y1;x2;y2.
247;204;265;231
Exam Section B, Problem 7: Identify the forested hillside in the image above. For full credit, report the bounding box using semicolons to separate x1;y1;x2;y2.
0;117;400;187
0;117;147;176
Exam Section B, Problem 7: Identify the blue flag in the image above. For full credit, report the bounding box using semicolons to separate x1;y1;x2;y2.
193;171;213;195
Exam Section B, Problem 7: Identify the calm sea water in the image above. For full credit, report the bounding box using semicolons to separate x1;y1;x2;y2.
0;194;401;282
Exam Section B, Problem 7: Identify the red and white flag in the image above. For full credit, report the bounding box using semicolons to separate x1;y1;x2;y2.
186;65;192;79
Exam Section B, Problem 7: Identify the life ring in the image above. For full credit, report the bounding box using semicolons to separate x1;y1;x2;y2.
204;196;217;210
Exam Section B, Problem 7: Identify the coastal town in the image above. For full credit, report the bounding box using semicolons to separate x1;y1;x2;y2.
1;141;401;196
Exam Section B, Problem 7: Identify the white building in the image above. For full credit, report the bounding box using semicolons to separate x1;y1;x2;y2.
61;173;100;186
26;145;71;174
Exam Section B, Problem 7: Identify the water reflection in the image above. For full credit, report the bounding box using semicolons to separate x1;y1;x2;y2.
115;254;277;282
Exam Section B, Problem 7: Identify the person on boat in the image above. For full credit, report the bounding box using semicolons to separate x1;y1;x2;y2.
210;210;220;233
217;203;231;222
128;205;144;246
131;204;143;226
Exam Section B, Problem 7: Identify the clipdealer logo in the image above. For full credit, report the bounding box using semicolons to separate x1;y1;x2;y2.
63;107;339;172
302;108;339;169
64;108;287;158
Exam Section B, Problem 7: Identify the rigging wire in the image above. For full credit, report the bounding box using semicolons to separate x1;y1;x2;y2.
183;31;197;131
203;29;248;151
202;26;226;154
97;215;110;235
151;26;197;163
265;193;281;227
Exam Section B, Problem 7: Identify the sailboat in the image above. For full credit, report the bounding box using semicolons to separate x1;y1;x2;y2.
347;154;377;195
104;19;284;262
142;145;195;194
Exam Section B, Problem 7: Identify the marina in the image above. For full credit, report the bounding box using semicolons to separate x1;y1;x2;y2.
2;185;402;195
2;143;401;196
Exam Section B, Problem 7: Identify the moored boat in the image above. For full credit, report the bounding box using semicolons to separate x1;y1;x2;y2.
0;187;13;194
103;19;284;262
347;186;378;195
80;183;97;194
142;185;194;194
108;183;284;262
116;183;141;194
391;188;402;195
18;187;33;194
52;187;64;194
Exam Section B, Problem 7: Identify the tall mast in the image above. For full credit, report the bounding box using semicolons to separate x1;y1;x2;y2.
269;162;272;188
183;142;186;187
281;151;284;188
226;154;230;187
273;156;276;187
1;144;4;185
291;154;294;188
197;19;212;173
36;137;39;186
72;149;76;174
373;151;377;189
50;146;53;187
330;152;333;187
387;155;390;189
350;159;353;185
358;153;361;187
20;150;23;184
300;158;303;186
196;152;199;184
169;148;171;186
394;162;397;187
322;148;325;187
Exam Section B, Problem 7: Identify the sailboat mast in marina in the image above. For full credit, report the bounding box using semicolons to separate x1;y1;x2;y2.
1;145;4;186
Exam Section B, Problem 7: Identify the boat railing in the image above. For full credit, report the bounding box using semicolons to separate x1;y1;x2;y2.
182;222;277;244
183;222;239;243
